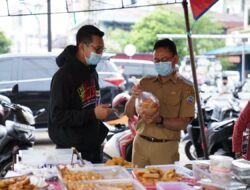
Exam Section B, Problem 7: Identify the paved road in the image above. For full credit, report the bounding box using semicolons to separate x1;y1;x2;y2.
33;130;190;162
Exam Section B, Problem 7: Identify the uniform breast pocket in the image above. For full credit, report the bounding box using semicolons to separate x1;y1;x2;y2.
162;94;181;118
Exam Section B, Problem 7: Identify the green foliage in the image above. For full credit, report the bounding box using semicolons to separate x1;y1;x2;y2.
219;57;238;70
106;6;225;59
0;31;11;54
129;7;186;55
105;28;131;53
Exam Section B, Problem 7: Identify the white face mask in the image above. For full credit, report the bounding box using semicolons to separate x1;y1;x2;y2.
86;52;102;65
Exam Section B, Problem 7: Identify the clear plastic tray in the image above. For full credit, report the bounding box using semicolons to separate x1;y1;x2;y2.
58;165;132;182
192;161;210;180
145;164;193;177
18;148;85;166
63;179;146;190
232;159;250;177
156;182;193;190
132;165;194;190
198;178;247;190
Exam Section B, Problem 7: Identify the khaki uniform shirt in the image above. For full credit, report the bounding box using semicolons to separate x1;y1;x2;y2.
135;73;195;140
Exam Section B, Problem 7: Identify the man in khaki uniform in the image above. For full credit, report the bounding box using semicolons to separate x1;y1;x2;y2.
125;38;195;168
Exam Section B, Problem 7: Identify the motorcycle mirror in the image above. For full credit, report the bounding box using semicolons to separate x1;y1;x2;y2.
34;108;46;118
12;84;19;95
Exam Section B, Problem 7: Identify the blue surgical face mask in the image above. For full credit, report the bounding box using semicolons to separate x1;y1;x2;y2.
86;52;102;65
154;61;173;76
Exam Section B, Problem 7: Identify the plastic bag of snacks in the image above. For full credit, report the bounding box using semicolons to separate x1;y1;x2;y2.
135;91;159;117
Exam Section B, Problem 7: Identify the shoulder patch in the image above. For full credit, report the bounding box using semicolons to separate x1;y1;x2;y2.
177;74;194;86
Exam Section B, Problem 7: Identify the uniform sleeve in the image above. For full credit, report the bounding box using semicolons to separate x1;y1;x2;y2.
179;85;195;118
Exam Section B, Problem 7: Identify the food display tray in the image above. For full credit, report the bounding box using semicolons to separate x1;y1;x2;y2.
58;165;132;182
62;179;146;190
132;165;194;190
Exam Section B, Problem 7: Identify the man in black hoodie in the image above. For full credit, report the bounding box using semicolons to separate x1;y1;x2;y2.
48;25;116;163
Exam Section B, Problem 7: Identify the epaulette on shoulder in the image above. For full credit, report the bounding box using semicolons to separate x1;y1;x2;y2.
177;74;194;86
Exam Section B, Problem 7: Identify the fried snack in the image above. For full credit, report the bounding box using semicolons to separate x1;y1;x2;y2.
161;169;183;181
134;168;183;186
139;98;158;116
0;176;37;190
59;166;104;181
105;157;136;168
66;181;134;190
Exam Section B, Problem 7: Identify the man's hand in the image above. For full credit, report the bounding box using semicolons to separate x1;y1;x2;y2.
131;84;142;98
141;108;161;124
95;104;117;120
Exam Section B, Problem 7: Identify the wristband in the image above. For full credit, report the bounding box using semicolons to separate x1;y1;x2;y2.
156;116;164;125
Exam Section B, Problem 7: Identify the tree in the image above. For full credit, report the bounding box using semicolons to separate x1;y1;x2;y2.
0;31;11;54
106;6;225;58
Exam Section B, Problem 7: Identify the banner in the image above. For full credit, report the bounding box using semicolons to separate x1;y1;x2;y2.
190;0;219;20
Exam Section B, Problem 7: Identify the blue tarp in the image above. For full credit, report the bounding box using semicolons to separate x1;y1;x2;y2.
205;45;250;56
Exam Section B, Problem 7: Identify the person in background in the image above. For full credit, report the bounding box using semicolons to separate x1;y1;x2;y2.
48;25;116;163
125;38;195;168
217;75;233;94
232;101;250;160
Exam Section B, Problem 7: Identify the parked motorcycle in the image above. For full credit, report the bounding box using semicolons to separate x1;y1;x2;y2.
183;92;243;160
0;85;45;177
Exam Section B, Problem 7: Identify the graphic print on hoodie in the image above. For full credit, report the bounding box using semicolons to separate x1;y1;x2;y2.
77;79;101;108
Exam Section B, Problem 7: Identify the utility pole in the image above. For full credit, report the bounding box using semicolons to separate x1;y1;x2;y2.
242;38;248;83
47;0;52;52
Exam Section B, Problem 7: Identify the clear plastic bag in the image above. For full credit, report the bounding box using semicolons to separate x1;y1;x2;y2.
135;91;159;116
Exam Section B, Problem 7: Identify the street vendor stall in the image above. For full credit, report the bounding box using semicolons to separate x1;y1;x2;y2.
2;149;250;190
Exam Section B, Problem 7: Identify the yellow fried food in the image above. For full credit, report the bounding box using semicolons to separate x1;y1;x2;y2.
66;181;134;190
0;176;37;190
134;168;183;186
59;166;104;181
105;157;136;168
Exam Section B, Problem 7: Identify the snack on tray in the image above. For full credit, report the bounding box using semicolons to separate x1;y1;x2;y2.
0;176;37;190
59;166;104;181
135;92;159;116
134;167;183;186
66;181;134;190
105;157;136;168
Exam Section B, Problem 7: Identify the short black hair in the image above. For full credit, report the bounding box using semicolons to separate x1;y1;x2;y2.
222;75;228;80
76;25;104;46
153;38;177;55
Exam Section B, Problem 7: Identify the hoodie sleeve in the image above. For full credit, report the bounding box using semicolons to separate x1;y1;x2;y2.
50;70;96;128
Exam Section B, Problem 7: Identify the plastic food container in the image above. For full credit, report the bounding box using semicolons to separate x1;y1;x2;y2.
63;179;146;190
232;159;250;185
232;159;250;177
58;166;132;182
209;155;233;173
198;178;247;190
18;149;84;166
132;165;194;190
156;182;193;190
192;161;210;180
145;164;193;177
210;171;232;185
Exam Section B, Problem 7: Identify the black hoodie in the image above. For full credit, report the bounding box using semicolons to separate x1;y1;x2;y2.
48;45;108;151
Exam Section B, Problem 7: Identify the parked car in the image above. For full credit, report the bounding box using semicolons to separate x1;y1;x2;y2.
0;53;125;129
110;58;157;90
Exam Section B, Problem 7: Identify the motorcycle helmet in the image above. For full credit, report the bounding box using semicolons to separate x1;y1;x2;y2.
112;92;130;117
